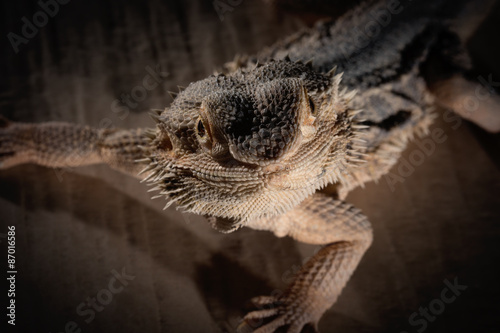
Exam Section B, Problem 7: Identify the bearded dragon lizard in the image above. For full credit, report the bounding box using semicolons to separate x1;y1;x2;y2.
1;0;499;332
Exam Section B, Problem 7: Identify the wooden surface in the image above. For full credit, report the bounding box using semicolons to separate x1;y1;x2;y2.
1;1;500;332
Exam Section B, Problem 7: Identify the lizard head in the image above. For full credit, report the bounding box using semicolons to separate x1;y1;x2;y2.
142;59;365;232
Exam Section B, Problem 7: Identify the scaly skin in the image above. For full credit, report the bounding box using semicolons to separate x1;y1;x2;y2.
243;193;372;332
1;0;498;332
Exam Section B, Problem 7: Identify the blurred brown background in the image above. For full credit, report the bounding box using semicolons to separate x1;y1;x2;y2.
1;0;500;332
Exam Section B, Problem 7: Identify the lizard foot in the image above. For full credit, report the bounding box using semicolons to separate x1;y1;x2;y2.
237;294;321;333
0;116;29;169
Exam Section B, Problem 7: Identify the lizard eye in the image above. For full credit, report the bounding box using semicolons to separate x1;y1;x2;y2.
195;116;213;152
308;97;315;114
196;117;206;138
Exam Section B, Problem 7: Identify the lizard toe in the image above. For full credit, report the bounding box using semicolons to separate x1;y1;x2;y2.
238;294;321;333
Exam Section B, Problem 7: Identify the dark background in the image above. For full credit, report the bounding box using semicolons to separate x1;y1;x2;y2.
1;0;500;332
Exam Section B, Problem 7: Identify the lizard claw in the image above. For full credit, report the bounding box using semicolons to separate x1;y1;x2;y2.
237;294;321;333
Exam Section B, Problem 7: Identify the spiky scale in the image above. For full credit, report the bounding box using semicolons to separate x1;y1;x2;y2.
327;65;337;77
148;112;162;123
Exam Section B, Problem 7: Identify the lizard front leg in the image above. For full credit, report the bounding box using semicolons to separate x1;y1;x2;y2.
240;193;373;333
0;116;151;177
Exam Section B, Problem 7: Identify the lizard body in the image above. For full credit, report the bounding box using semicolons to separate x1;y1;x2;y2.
1;0;498;332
